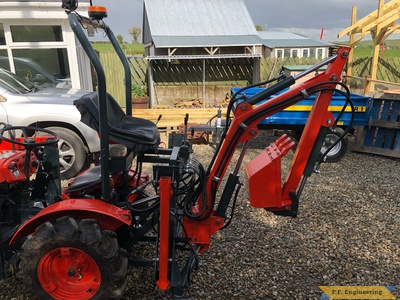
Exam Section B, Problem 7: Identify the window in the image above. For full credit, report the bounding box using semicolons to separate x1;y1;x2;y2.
0;23;71;88
0;24;5;45
0;50;9;70
317;48;323;58
12;49;70;87
302;48;309;58
10;25;63;42
310;48;316;58
291;49;298;58
276;49;283;58
0;68;35;94
284;49;290;58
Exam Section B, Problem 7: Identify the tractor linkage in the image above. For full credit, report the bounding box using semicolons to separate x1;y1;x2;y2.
0;1;355;299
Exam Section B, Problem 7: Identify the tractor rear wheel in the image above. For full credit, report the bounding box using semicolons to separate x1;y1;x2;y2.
19;217;128;300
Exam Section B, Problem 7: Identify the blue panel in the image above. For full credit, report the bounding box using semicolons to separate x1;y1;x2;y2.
374;101;391;148
394;131;400;151
231;87;371;127
383;101;400;149
363;99;383;147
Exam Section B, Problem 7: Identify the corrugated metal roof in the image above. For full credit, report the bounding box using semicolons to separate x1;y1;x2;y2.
144;0;258;37
258;31;308;40
152;35;262;48
257;31;334;48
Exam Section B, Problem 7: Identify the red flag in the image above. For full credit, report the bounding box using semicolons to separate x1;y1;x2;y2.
320;27;324;40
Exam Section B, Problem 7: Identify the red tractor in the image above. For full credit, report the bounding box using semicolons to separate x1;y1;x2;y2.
0;1;356;299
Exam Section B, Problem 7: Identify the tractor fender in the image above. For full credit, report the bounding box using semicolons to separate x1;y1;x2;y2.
10;199;132;245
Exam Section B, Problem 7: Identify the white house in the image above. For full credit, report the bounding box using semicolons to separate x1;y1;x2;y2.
257;31;335;59
0;0;92;90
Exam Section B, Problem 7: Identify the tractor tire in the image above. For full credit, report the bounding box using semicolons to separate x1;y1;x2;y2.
19;217;128;300
46;127;87;180
320;127;348;163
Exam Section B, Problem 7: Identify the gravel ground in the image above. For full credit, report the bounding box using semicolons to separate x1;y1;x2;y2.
1;131;399;299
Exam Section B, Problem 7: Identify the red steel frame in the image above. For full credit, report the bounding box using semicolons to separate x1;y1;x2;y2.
156;177;172;290
6;45;350;294
185;46;351;247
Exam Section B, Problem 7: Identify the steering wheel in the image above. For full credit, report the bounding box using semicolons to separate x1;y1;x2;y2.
0;125;60;147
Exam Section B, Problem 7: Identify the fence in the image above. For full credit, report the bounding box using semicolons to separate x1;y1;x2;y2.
353;93;400;158
99;52;400;107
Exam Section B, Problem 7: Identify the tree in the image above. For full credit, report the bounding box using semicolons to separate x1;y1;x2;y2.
116;34;124;44
129;27;141;44
255;25;263;31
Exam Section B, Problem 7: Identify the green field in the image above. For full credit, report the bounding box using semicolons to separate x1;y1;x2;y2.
91;42;144;55
91;39;400;57
338;39;400;58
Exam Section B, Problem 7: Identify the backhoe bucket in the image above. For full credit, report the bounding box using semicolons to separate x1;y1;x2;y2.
245;134;294;209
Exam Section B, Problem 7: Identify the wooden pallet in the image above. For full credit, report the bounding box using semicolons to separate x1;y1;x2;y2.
131;108;222;129
353;92;400;158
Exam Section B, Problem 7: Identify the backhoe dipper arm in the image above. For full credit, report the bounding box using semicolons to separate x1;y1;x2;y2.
204;47;350;220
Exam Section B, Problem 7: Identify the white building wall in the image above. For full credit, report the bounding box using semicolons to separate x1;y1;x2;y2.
0;1;92;90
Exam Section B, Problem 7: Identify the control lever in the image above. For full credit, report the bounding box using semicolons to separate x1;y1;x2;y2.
155;114;162;126
184;113;189;142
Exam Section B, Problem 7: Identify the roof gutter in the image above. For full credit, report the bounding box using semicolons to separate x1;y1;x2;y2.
146;53;262;60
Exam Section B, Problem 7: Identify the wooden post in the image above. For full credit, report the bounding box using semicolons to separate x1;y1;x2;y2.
336;0;400;94
347;6;357;77
252;57;260;84
202;59;206;108
367;0;385;93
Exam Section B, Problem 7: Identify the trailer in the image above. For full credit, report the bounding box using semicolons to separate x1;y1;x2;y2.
231;87;372;162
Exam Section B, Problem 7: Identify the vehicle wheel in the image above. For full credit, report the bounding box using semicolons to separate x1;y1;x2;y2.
46;127;87;179
19;217;128;300
320;128;348;163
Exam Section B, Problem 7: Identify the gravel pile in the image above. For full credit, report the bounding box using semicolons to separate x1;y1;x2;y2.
1;131;399;299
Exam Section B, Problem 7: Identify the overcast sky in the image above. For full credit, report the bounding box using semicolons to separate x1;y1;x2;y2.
92;0;390;43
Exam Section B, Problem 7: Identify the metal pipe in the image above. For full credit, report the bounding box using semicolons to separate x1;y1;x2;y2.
105;26;132;115
233;140;251;175
293;54;338;80
68;12;111;201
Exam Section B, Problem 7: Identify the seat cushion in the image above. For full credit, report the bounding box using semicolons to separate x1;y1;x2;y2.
74;92;160;152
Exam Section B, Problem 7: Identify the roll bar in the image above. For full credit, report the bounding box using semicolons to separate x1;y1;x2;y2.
67;10;133;200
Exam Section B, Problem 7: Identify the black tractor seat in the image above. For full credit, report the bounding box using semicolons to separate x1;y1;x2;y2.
74;91;160;153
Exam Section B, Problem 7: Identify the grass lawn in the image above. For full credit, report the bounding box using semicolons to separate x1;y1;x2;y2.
339;39;400;58
91;42;144;55
353;48;400;58
92;40;400;58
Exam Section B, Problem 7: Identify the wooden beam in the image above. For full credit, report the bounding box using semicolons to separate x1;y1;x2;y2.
382;25;400;39
204;47;219;55
347;6;357;77
360;11;400;35
131;108;221;128
168;48;177;56
337;0;399;38
349;33;368;47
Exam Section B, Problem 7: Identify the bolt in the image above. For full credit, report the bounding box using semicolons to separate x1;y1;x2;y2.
77;271;83;280
327;119;333;125
331;75;338;81
250;129;256;136
343;50;349;58
240;104;247;111
67;268;77;277
215;219;221;226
